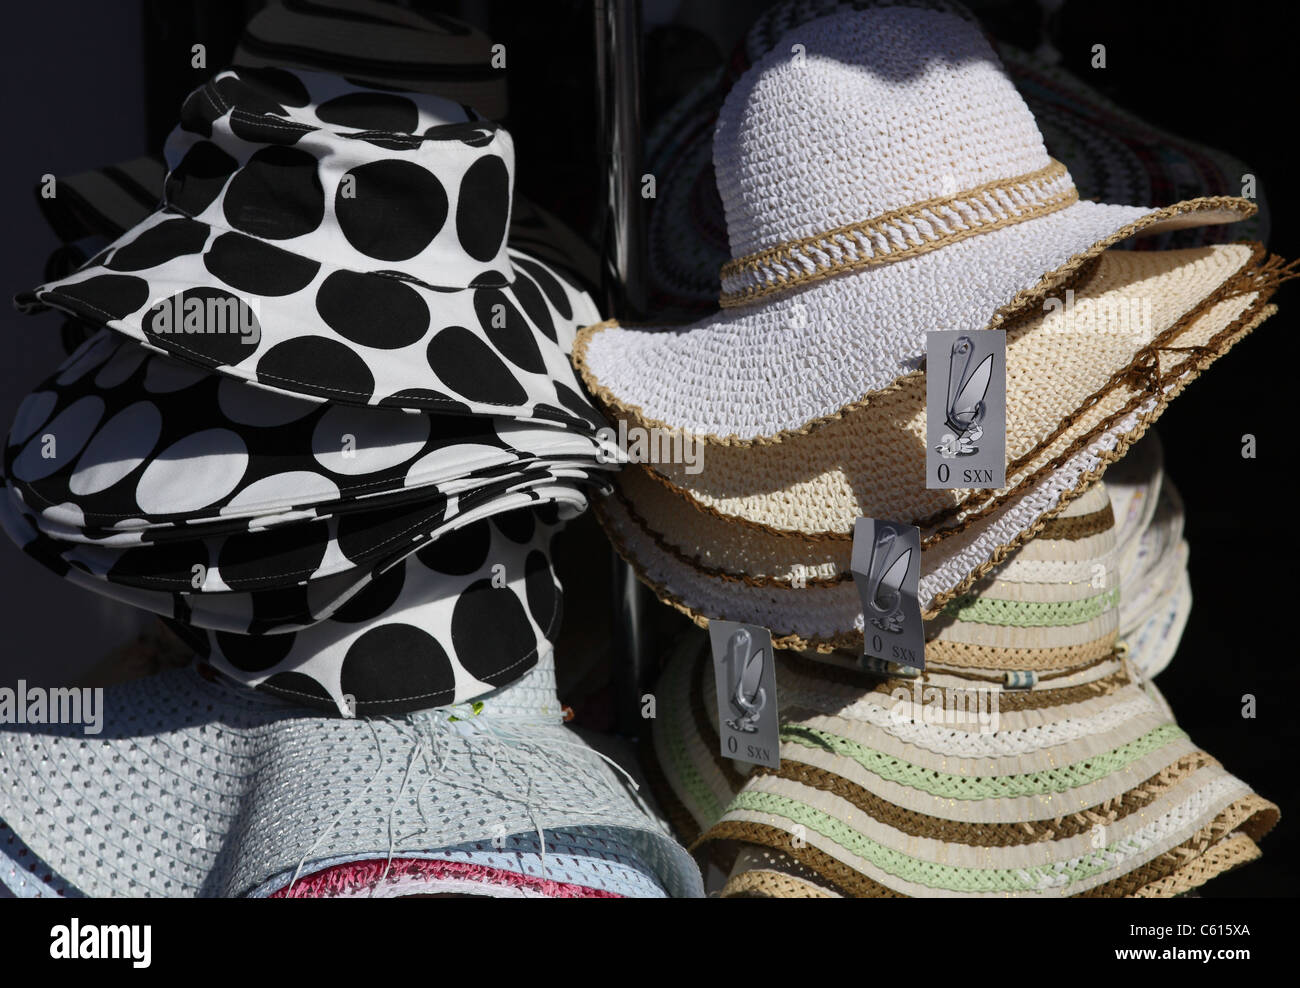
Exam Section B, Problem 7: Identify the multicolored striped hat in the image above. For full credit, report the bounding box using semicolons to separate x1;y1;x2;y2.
644;481;1277;896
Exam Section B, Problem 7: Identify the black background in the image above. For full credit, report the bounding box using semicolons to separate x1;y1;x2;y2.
1;0;1296;897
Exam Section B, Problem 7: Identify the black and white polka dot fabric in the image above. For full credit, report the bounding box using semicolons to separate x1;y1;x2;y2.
4;67;620;715
8;330;615;537
1;470;585;631
15;67;605;432
172;510;567;716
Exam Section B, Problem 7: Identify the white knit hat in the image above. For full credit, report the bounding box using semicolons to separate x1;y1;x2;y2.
575;6;1252;443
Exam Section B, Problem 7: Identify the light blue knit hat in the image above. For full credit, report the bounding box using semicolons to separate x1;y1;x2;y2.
0;652;703;898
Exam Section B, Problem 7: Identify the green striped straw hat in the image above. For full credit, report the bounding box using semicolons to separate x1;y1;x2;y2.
646;481;1278;896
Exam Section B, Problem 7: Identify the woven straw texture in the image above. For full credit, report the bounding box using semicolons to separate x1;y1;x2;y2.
573;7;1252;443
644;483;1277;897
642;0;1269;320
0;653;704;898
631;245;1257;535
597;264;1277;638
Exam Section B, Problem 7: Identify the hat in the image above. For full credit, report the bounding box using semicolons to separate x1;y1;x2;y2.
0;651;704;898
7;63;625;716
575;6;1256;445
233;0;508;119
17;66;603;433
6;328;613;540
643;482;1277;895
593;246;1282;641
34;2;601;310
642;0;1270;321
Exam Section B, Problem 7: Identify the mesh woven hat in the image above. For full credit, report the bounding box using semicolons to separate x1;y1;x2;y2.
642;0;1270;320
574;5;1258;445
0;650;704;898
594;246;1284;642
642;483;1277;896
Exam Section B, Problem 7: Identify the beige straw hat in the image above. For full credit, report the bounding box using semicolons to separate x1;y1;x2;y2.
573;6;1256;445
595;246;1282;640
642;484;1278;896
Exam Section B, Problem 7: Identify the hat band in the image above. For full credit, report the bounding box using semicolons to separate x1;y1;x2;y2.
718;160;1077;307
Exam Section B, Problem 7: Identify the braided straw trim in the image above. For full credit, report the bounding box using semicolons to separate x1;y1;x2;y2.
1129;833;1260;898
777;649;1127;699
721;868;840;898
639;731;706;847
923;635;1116;671
1078;794;1278;897
599;299;1277;635
1034;503;1117;541
572;199;1259;449
718;161;1077;306
746;751;1217;849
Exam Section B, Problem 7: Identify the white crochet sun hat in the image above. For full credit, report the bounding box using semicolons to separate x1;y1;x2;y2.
575;6;1253;443
0;651;703;898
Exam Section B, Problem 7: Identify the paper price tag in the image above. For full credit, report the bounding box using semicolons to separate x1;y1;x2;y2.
926;329;1006;489
851;518;925;670
709;620;780;769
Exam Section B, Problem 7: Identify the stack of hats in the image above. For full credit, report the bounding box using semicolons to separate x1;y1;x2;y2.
7;65;616;718
574;5;1287;895
643;0;1269;321
646;483;1278;897
0;59;703;898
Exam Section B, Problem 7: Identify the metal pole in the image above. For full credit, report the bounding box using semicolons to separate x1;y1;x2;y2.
593;0;654;736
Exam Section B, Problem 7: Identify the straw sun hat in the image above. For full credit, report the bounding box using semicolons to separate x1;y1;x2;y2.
575;6;1258;445
595;242;1281;644
0;650;703;898
643;483;1278;896
641;0;1270;320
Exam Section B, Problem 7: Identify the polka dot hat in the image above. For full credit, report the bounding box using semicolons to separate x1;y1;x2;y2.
16;66;605;433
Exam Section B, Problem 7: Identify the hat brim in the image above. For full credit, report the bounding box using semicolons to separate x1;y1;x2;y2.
0;662;702;898
19;209;605;435
652;640;1276;897
166;509;565;716
233;0;509;118
7;329;613;535
1;477;586;635
593;253;1276;628
642;32;1268;320
596;298;1272;643
576;197;1254;444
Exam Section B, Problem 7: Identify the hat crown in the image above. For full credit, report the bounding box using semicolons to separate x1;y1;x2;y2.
713;7;1053;259
163;67;515;288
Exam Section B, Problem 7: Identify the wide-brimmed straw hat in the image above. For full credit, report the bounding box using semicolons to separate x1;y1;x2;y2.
575;5;1257;445
642;0;1270;320
0;650;703;898
595;245;1282;640
17;66;602;433
642;483;1277;895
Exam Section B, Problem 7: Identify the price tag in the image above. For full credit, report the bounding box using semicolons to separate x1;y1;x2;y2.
852;518;925;670
926;329;1006;489
708;620;780;770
